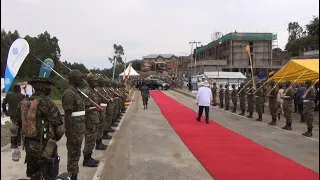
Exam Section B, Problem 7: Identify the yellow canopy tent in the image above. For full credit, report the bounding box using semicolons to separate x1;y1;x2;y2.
269;59;319;83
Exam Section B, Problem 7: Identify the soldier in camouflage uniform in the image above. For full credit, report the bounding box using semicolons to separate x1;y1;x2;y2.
102;79;116;136
219;84;224;109
224;84;230;111
141;82;150;109
267;80;278;125
11;77;65;180
96;77;113;140
255;82;264;121
211;82;217;106
302;80;317;137
246;83;254;118
281;80;295;130
238;83;246;116
81;75;105;168
62;70;87;180
262;80;268;113
231;84;237;113
110;81;120;126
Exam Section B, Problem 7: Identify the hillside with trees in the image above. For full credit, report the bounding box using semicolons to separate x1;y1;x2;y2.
1;29;142;99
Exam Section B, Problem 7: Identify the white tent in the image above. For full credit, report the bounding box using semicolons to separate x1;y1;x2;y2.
204;71;247;89
119;63;140;76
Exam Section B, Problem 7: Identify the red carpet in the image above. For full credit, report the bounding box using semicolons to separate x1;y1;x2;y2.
150;90;318;180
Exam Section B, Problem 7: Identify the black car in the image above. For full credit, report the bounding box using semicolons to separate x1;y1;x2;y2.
142;79;170;90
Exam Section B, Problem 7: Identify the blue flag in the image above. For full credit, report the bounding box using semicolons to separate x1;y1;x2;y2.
39;58;54;78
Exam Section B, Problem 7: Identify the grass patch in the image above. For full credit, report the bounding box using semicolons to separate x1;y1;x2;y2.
1;121;12;147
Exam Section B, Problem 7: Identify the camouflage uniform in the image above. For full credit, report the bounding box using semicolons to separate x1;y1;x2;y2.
211;83;217;106
246;84;254;118
262;84;268;113
302;80;317;137
224;84;230;110
11;77;65;180
103;80;116;134
231;84;237;113
255;83;264;121
238;83;246;116
62;70;87;179
282;80;294;130
219;84;224;108
141;84;150;109
267;80;278;125
110;82;120;126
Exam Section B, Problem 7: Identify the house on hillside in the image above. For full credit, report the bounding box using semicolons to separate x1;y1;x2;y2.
141;54;179;72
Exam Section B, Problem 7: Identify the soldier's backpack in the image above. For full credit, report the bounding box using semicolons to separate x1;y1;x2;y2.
21;99;40;138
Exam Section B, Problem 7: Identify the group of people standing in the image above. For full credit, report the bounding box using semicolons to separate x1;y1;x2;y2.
208;79;317;137
3;69;128;180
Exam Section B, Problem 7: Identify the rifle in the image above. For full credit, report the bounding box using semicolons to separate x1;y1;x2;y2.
266;72;288;96
237;79;252;95
302;79;319;99
32;55;103;111
284;71;308;95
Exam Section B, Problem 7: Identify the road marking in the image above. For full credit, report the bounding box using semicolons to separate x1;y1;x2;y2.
171;90;319;142
92;90;136;180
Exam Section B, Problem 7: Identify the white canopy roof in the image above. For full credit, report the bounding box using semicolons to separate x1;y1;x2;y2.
204;71;246;79
119;63;140;76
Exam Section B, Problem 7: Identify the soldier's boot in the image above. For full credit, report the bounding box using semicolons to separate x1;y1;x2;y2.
268;117;277;125
302;127;313;137
224;106;228;111
90;153;99;164
219;104;223;109
282;122;292;130
71;173;78;180
111;122;118;127
83;154;98;167
146;104;148;109
102;132;112;140
256;114;262;121
239;110;245;116
278;113;281;120
300;115;305;122
143;105;146;110
232;107;236;113
95;139;107;150
205;119;209;124
247;113;253;118
109;128;115;133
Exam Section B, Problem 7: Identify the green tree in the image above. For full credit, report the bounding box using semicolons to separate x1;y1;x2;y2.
306;16;319;36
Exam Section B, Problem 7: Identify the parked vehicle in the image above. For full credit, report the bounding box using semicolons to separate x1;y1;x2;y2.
142;79;170;90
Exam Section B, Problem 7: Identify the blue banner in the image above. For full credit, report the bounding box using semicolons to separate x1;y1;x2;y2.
39;58;54;78
4;38;30;92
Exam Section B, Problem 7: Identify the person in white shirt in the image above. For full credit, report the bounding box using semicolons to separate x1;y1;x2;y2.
196;81;213;124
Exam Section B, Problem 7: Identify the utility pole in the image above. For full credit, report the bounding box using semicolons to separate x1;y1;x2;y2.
189;41;201;76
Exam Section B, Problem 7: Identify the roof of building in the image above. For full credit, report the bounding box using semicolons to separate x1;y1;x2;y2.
143;54;178;59
204;71;246;79
196;32;278;54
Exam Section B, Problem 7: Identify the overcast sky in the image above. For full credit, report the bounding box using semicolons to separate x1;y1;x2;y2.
1;0;319;69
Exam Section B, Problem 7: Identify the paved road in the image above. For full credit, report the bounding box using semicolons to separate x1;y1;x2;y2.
165;90;319;173
98;91;213;180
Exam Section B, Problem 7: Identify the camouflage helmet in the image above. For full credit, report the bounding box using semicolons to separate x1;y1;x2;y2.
305;80;312;85
240;82;244;87
284;80;291;86
67;70;86;80
232;84;235;88
86;75;100;82
219;84;223;88
269;80;275;86
213;82;216;85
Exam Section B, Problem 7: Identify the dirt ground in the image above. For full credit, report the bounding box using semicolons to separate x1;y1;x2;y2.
1;122;12;147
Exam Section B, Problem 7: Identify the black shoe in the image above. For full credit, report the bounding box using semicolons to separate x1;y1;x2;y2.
282;122;292;130
196;118;200;122
247;113;253;118
71;173;78;180
83;154;98;167
102;134;112;140
302;127;313;137
205;120;209;124
90;153;99;164
95;139;107;150
109;128;115;133
112;122;118;127
256;115;262;121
